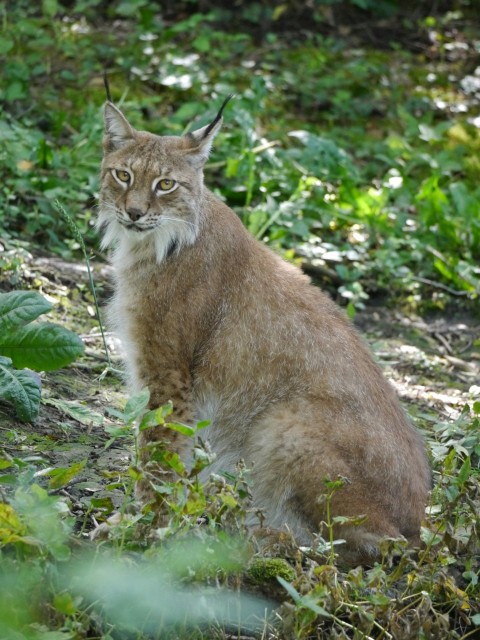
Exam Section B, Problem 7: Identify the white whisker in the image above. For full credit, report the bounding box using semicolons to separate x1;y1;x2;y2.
97;182;200;265
101;203;124;216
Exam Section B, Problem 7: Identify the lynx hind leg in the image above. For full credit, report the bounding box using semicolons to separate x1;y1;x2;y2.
245;404;409;564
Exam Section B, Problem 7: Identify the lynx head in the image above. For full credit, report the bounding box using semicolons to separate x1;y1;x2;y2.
97;92;233;264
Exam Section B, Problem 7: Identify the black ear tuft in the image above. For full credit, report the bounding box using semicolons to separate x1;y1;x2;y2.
103;71;113;103
202;94;235;139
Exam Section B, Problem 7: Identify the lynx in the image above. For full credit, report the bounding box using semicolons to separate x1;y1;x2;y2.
97;92;430;564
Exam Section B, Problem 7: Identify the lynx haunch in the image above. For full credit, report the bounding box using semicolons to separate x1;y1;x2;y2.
97;94;430;564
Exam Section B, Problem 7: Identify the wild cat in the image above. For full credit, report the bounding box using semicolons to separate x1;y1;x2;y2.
97;90;430;564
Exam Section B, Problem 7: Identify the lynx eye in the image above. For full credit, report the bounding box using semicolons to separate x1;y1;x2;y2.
113;169;131;184
156;178;176;192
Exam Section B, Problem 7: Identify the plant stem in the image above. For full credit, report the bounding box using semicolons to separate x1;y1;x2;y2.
54;199;112;368
459;627;480;640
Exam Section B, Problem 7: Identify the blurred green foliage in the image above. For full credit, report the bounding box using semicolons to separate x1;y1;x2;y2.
0;393;479;638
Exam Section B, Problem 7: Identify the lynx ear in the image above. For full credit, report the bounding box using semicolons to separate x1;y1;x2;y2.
103;102;136;152
185;95;234;168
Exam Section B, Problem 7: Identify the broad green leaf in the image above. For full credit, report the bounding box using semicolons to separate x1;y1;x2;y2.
456;456;471;486
164;422;196;437
43;398;104;427
42;0;59;17
192;34;210;52
139;407;165;431
104;424;132;438
163;451;186;474
124;387;150;422
128;466;143;481
0;502;26;543
138;402;174;430
189;447;214;476
218;492;237;508
0;322;84;371
0;360;41;422
277;576;302;603
277;577;331;617
0;291;52;332
433;258;455;282
89;497;114;513
418;123;441;142
184;491;206;514
173;102;200;121
153;450;185;475
272;4;288;20
115;1;143;16
300;594;332;618
105;406;127;420
40;459;87;490
0;37;14;55
449;181;472;219
0;355;12;366
420;526;443;546
53;591;77;616
151;482;174;495
12;484;72;560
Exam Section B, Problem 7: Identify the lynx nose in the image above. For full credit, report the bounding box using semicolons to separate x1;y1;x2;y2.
126;207;145;222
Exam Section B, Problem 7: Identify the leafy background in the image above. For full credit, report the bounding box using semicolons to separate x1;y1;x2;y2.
2;0;480;309
0;1;479;639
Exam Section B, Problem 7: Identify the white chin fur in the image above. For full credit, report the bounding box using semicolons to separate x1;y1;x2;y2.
97;214;198;266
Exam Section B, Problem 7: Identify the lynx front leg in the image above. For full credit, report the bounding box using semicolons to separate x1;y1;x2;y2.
135;367;194;513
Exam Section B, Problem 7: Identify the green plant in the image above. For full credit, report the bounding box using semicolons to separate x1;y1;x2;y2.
1;0;479;308
98;388;252;546
0;390;265;639
0;290;84;421
55;199;112;369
